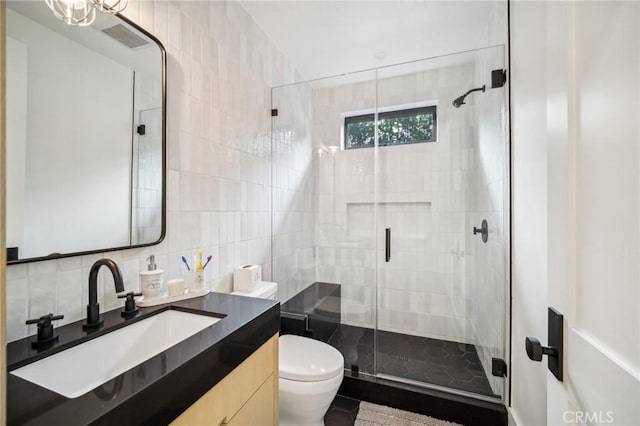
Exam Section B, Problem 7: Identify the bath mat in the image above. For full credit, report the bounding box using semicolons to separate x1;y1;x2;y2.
354;401;462;426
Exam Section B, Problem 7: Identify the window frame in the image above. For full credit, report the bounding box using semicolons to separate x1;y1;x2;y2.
342;104;438;150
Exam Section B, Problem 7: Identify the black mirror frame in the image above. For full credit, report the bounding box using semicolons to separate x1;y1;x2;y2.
7;13;167;265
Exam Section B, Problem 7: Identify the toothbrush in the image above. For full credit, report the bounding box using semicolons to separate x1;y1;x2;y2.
181;256;191;271
196;250;204;271
203;255;213;269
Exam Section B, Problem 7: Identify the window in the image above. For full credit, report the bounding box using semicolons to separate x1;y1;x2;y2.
344;105;437;149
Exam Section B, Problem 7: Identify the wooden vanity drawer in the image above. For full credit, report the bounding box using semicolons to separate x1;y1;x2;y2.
227;375;274;426
171;334;278;426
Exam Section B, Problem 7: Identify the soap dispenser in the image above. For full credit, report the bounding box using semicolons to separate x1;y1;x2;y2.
140;255;164;300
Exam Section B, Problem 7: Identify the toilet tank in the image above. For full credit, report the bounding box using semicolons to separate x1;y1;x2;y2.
231;281;278;300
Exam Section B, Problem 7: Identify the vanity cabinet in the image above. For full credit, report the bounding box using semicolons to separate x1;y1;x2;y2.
172;334;279;426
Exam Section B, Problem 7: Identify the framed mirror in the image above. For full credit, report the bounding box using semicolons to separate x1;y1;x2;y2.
5;1;166;264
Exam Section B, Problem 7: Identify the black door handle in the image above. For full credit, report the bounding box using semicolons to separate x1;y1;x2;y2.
525;337;558;361
525;307;564;381
385;228;391;262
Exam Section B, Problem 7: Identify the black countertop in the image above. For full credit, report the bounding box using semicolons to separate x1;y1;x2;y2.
7;292;280;426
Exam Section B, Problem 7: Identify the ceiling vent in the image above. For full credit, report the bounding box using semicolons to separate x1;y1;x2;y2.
102;24;148;49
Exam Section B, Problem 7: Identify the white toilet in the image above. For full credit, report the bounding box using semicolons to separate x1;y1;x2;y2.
230;282;344;426
279;334;344;426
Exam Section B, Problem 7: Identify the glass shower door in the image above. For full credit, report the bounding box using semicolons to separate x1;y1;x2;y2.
374;47;508;400
271;70;379;375
312;71;378;376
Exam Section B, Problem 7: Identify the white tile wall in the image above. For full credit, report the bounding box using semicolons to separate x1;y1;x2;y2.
5;0;300;342
271;82;317;302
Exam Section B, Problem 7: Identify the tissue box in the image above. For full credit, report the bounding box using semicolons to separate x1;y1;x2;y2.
233;265;262;292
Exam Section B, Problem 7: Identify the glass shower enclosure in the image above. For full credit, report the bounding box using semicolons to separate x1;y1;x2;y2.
271;46;509;401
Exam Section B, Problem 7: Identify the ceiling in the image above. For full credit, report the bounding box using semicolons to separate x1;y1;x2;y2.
240;0;507;82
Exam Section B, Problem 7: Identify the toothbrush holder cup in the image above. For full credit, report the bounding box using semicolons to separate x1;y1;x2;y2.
187;270;205;293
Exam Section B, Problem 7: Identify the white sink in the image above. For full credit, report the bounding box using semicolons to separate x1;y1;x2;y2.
11;310;221;398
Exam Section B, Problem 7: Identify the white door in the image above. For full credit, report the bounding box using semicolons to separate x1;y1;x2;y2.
543;1;640;424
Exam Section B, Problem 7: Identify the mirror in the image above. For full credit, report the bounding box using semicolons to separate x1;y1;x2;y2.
5;1;166;264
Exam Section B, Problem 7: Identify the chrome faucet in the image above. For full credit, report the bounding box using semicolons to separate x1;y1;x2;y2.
83;258;125;329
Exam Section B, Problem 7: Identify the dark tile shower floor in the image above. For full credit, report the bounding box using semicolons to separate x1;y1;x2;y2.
327;324;497;397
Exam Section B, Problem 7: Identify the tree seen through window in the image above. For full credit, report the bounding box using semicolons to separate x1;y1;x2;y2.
345;105;437;149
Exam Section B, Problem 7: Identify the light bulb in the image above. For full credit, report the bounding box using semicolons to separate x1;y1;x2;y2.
61;0;88;6
88;0;128;14
45;0;96;26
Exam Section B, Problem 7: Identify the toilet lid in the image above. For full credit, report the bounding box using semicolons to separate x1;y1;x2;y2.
279;335;344;382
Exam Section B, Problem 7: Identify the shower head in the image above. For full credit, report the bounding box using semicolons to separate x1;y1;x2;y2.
452;94;467;108
452;85;486;108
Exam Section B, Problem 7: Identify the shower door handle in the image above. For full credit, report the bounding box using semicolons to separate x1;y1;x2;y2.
385;228;391;262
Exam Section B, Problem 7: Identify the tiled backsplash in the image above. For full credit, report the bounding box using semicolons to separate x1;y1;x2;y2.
6;0;301;342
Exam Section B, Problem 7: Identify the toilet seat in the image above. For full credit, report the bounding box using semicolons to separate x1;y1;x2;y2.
279;335;344;382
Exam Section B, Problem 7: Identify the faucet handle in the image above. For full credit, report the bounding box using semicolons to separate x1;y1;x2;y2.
26;313;64;348
26;313;64;326
117;291;143;299
118;292;142;317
